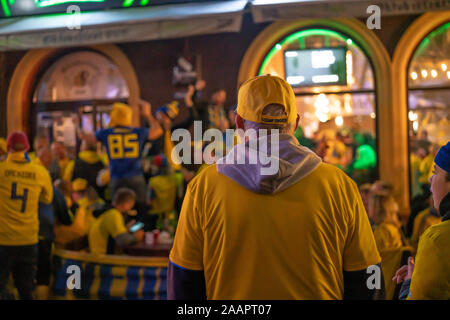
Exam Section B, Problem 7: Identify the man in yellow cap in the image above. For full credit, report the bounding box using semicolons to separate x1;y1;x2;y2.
168;75;382;300
88;100;162;222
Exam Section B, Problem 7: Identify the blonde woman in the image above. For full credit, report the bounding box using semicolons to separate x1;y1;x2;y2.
371;193;407;252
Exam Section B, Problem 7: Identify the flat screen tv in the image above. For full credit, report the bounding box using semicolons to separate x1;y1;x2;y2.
284;47;347;87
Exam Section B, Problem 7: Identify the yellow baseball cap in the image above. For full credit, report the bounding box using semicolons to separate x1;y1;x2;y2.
237;74;297;125
72;178;88;192
109;102;132;128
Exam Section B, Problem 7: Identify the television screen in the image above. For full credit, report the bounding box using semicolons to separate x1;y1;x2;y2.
284;47;347;87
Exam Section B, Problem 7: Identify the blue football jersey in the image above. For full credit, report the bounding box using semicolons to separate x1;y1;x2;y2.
96;127;149;179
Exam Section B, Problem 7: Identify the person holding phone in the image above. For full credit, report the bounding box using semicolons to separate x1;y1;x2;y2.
88;188;144;255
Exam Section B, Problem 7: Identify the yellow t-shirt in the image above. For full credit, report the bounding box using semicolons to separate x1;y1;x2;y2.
411;208;441;250
409;220;450;299
170;163;380;299
373;222;404;252
88;208;128;255
71;197;105;236
149;174;177;214
57;157;71;180
0;153;53;245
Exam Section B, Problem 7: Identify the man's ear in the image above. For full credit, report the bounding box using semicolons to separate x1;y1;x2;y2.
235;114;245;130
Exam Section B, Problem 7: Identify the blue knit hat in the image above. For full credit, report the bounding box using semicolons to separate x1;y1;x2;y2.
435;142;450;173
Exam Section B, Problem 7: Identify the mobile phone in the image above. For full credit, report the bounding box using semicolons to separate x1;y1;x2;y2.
129;222;144;233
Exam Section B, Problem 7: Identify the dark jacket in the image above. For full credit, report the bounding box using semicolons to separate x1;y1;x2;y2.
72;151;106;197
147;108;195;157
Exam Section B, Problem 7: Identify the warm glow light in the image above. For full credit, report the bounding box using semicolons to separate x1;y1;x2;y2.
431;69;438;78
344;94;352;113
421;70;428;78
346;51;353;85
447;71;450;79
441;63;448;72
408;111;418;121
410;72;418;80
316;112;329;123
315;94;330;123
370;113;376;119
413;120;419;132
314;94;329;110
335;116;344;126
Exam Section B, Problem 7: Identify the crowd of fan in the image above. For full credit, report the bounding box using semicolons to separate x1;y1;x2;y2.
0;77;447;300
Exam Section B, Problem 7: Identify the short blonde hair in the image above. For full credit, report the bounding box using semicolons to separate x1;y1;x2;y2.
370;193;396;225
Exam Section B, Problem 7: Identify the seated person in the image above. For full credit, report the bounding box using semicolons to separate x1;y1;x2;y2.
53;179;103;249
88;188;144;255
371;193;407;252
71;178;104;234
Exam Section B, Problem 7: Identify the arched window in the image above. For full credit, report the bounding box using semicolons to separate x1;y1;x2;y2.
259;28;377;185
32;50;129;153
408;22;450;198
33;51;129;103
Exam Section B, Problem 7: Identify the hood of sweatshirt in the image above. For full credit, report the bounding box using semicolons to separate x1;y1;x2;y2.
217;133;322;194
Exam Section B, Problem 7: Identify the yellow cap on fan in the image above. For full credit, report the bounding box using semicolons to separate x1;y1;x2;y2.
236;74;297;125
72;178;88;192
109;102;132;127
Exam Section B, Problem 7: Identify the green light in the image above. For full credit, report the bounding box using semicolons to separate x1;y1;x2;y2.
346;38;353;45
259;28;353;75
415;22;450;57
1;0;15;17
35;0;105;8
123;0;149;7
122;0;134;7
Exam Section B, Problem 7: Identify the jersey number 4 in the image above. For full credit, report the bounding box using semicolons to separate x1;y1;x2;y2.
11;182;29;213
108;134;139;159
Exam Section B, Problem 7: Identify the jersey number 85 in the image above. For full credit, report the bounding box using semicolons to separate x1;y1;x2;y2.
108;134;139;159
